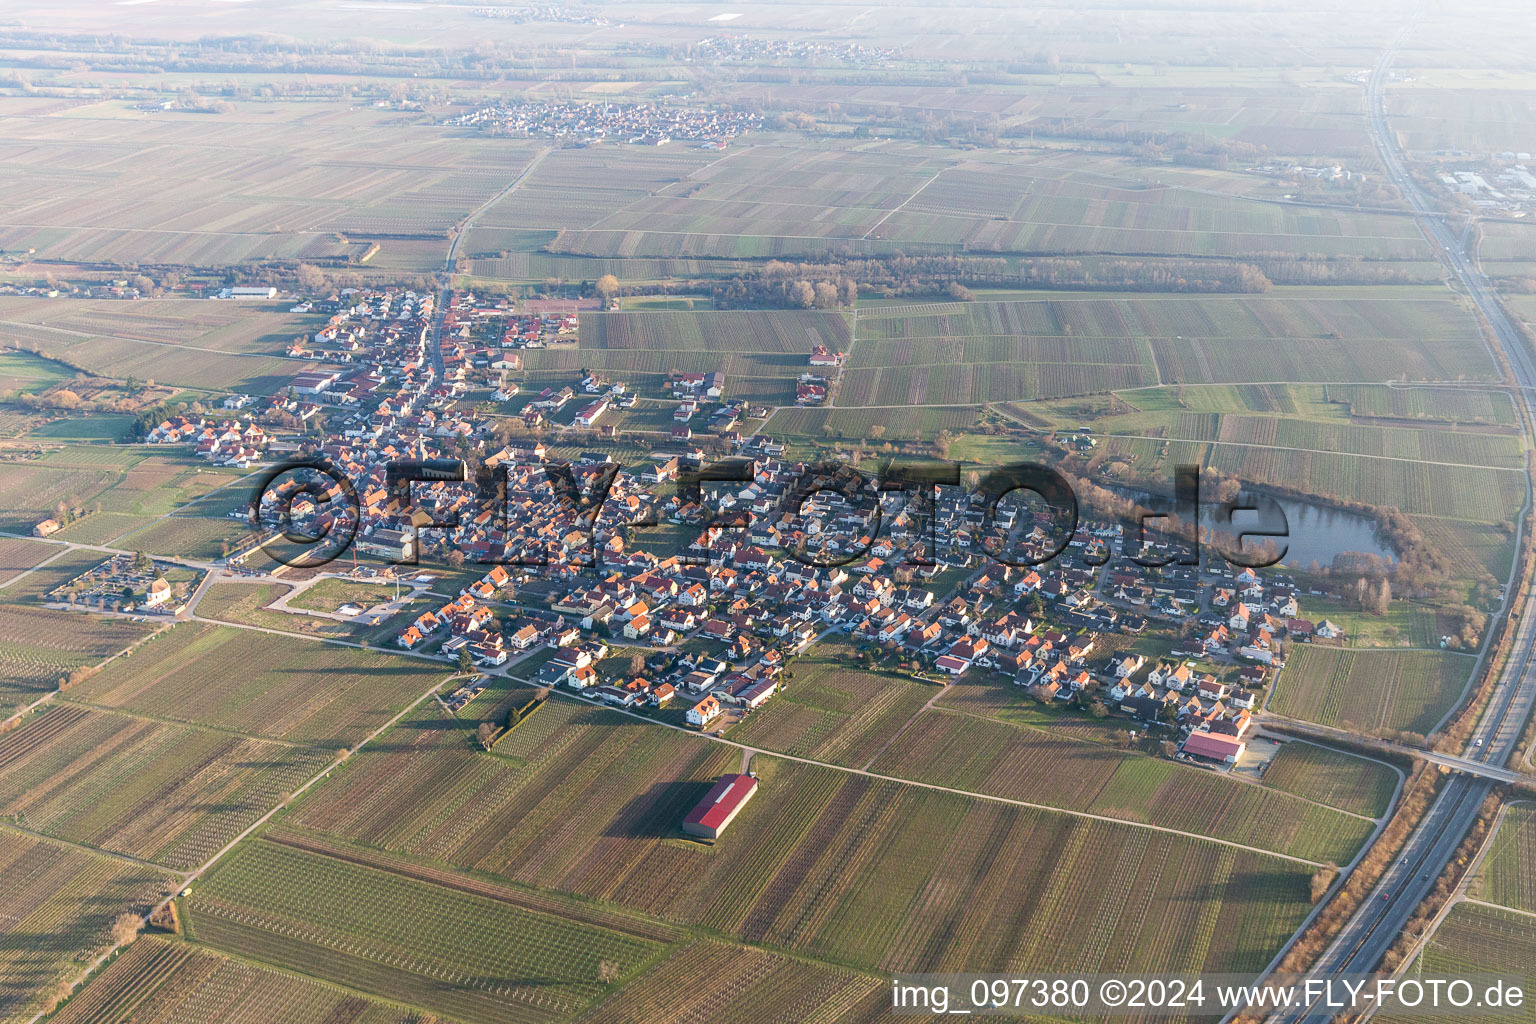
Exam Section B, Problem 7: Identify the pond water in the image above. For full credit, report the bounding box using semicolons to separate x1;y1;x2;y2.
1113;485;1396;567
1207;498;1396;569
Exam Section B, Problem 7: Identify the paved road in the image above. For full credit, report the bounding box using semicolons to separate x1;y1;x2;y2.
1258;716;1530;784
432;145;550;380
1265;28;1536;1023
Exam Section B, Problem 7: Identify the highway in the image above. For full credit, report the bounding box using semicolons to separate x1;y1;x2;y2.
1265;27;1536;1024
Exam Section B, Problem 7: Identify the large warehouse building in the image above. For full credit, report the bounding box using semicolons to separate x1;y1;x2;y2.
682;773;758;839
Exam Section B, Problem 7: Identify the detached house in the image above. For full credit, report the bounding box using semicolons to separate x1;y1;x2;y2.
687;695;723;728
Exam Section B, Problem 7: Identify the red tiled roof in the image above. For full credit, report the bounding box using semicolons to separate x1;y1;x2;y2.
1182;732;1244;760
682;774;757;832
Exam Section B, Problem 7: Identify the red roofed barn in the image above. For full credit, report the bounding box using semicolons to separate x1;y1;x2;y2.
681;773;758;839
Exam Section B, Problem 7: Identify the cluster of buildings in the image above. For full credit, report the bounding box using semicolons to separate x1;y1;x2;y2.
1436;158;1536;215
447;100;761;146
470;5;610;24
663;370;742;433
689;35;899;66
137;286;1346;777
440;293;577;352
145;416;271;467
1249;162;1360;182
286;291;435;364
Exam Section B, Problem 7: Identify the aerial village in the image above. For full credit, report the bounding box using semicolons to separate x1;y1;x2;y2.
133;288;1356;787
447;100;762;146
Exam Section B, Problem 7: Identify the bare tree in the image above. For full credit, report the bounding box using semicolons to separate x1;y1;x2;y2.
111;911;144;947
476;721;497;749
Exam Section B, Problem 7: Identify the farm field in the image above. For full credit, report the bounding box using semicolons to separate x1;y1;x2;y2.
540;169;1429;262
1377;902;1536;1024
0;461;121;531
0;101;541;267
0;296;323;355
727;644;938;768
763;405;984;441
4;330;308;395
29;414;136;442
1198;446;1526;522
84;455;249;518
0;547;111;604
0;602;155;717
50;512;157;546
1471;803;1536;914
0;346;72;390
0;828;175;1023
0;536;59;587
853;291;1493;393
1268;647;1475;735
567;939;886;1024
1258;741;1399;818
112;514;251;561
66;621;450;746
1407;516;1519;583
866;708;1374;864
521;308;849;403
0;450;246;535
0;703;332;870
47;936;446;1024
291;698;1321;975
287;577;398;614
1124;413;1523;469
1027;381;1520;434
184;838;671;1024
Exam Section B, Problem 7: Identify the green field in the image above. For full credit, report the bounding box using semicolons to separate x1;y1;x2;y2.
186;839;671;1024
1472;803;1536;914
727;642;937;768
0;704;332;870
0;536;59;588
1260;741;1399;818
0;347;73;390
1379;902;1536;1024
66;621;449;746
197;580;434;645
28;414;136;441
0;828;175;1022
291;697;1320;976
287;577;396;615
0;602;155;716
867;708;1373;863
1269;647;1475;736
47;937;442;1024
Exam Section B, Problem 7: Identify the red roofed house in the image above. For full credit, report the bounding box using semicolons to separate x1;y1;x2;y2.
687;695;722;728
681;773;758;839
1181;731;1246;765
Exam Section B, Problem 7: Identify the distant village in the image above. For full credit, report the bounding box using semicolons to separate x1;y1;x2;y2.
447;100;761;146
688;35;900;67
126;286;1366;774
